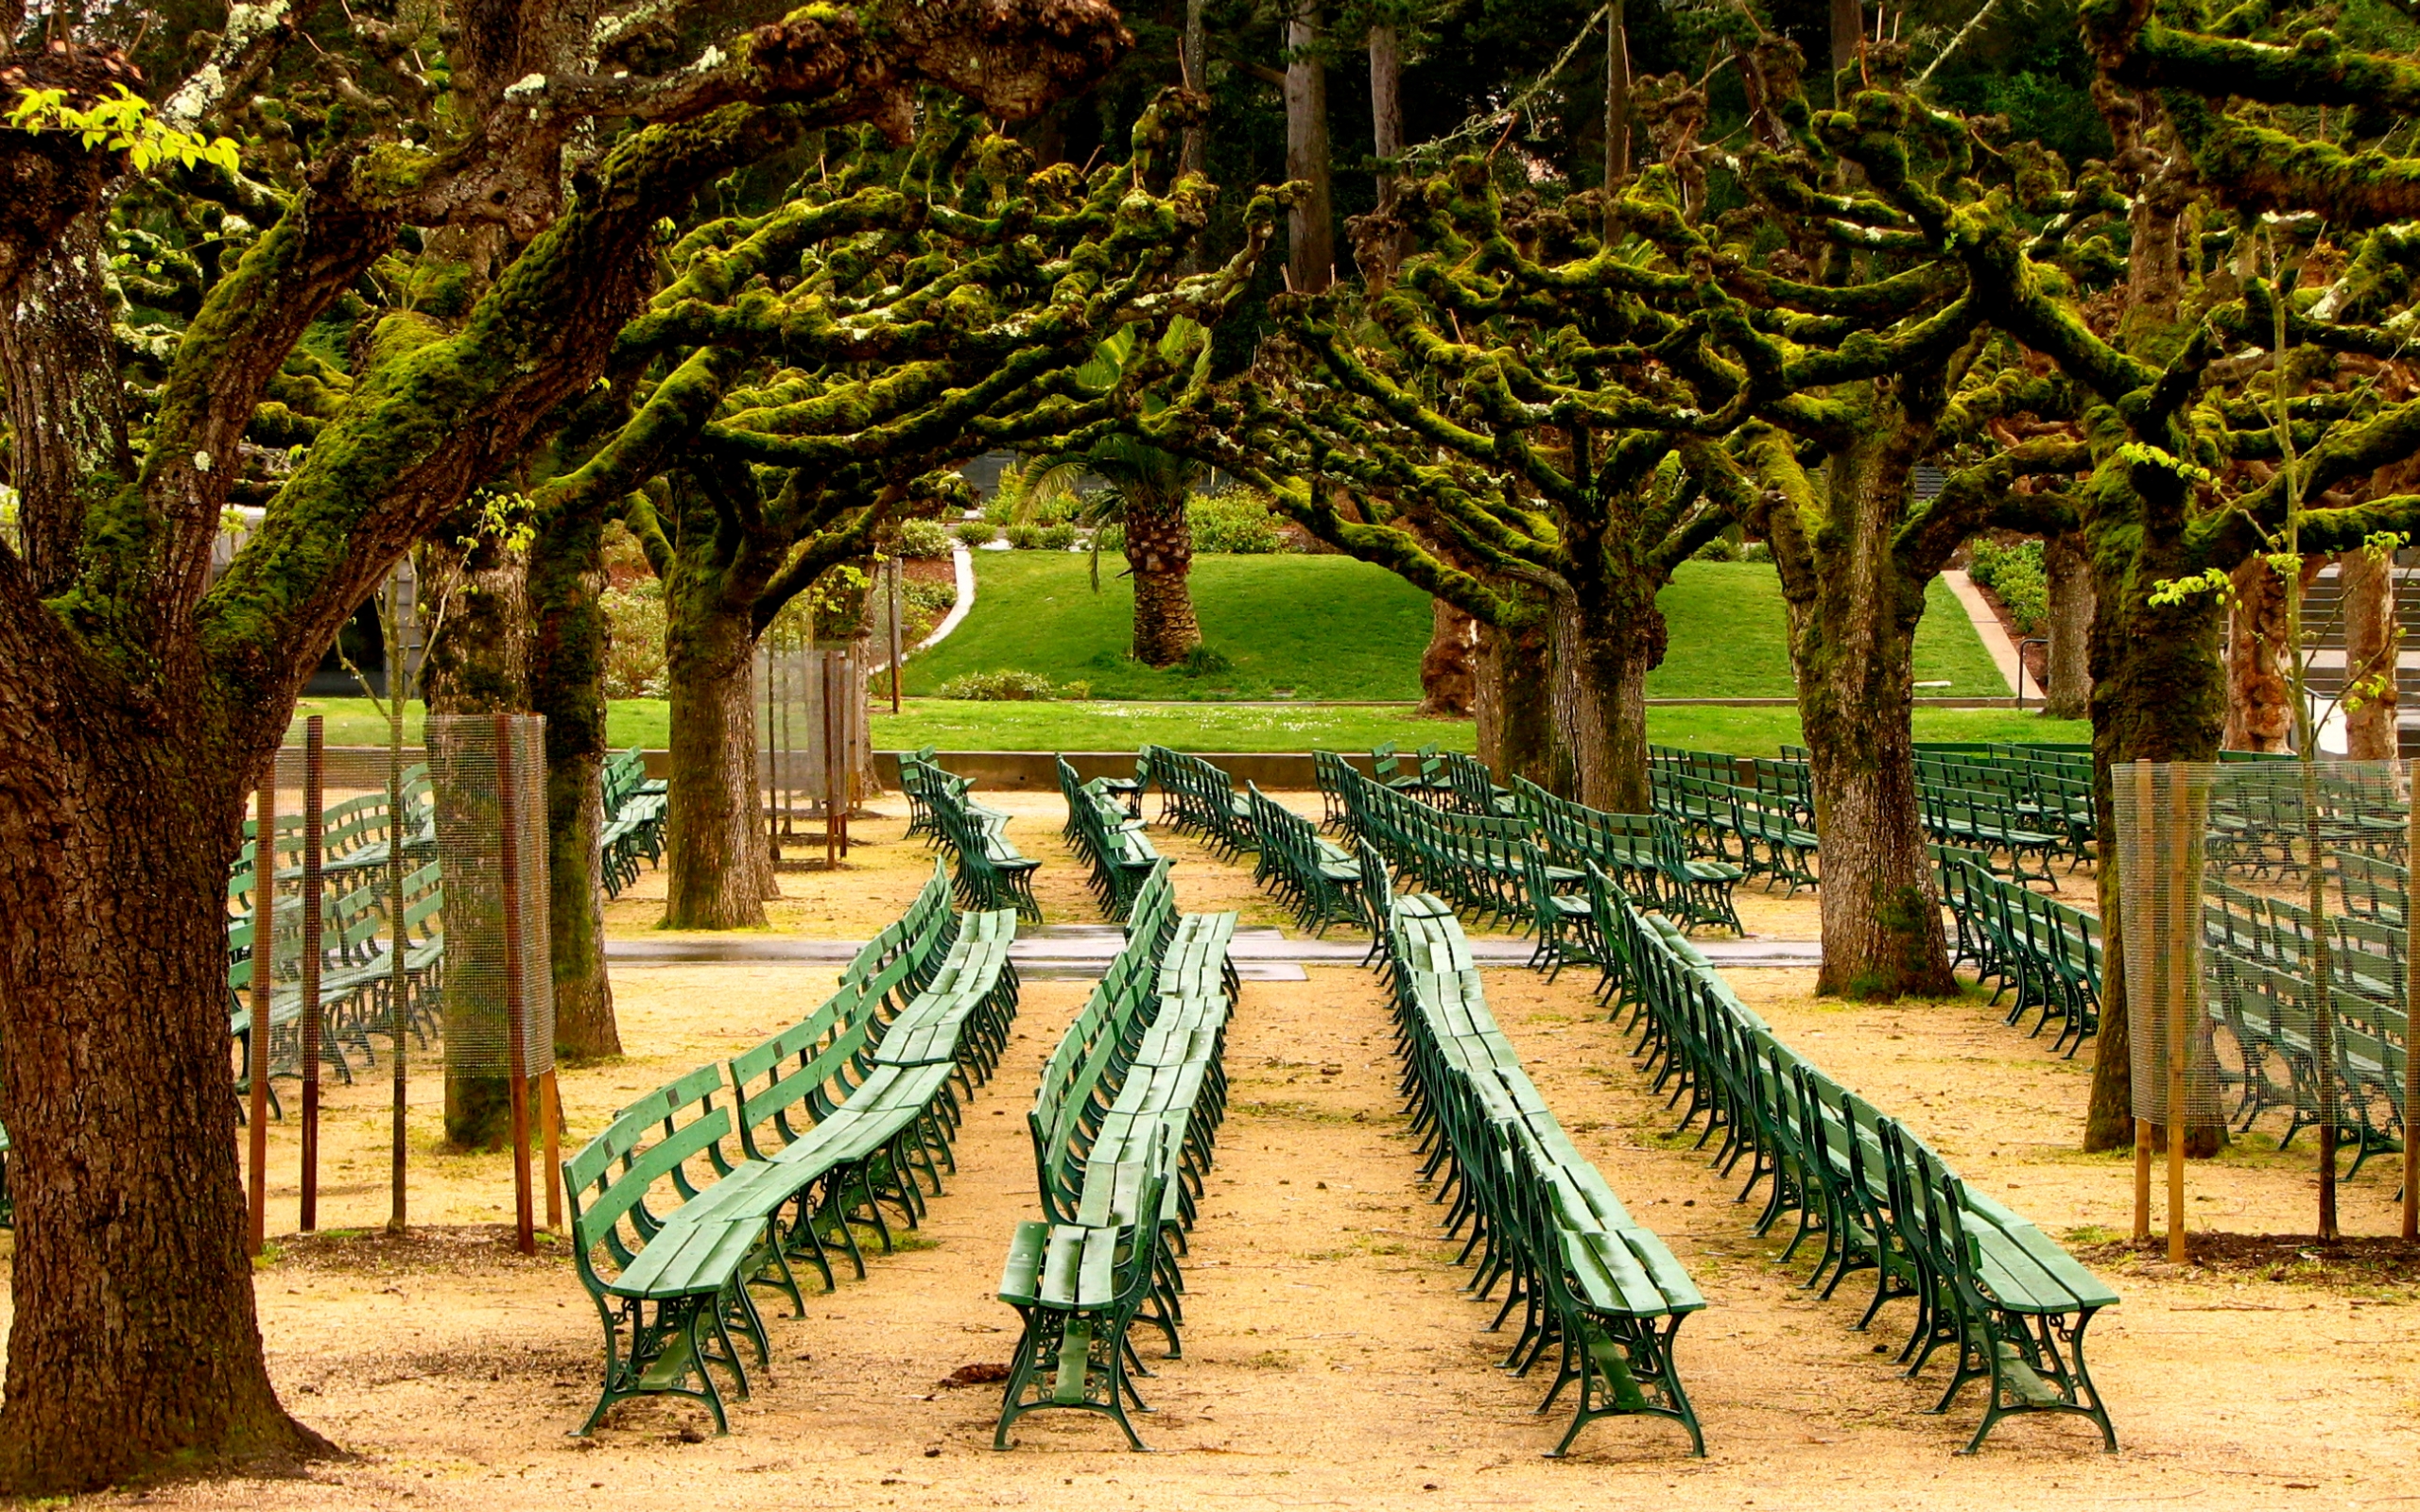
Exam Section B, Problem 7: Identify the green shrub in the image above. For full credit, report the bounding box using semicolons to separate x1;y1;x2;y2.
1179;643;1233;677
935;669;1065;700
1969;538;2048;636
1739;541;1772;563
1187;486;1288;554
1037;523;1079;551
1093;521;1126;554
898;577;958;643
953;520;999;548
1692;535;1740;562
1005;523;1044;550
897;519;955;558
601;583;668;698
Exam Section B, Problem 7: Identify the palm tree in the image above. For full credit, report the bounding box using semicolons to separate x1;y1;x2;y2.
997;319;1215;667
999;437;1208;666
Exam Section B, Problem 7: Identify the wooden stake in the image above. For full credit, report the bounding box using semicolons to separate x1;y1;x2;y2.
247;776;274;1256
889;558;904;716
824;651;841;870
543;1067;564;1231
2129;761;2156;1245
300;717;324;1232
2163;764;2195;1264
494;713;537;1257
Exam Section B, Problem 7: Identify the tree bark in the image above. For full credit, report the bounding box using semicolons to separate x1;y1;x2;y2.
0;213;131;595
2043;528;2095;720
1285;5;1334;294
1124;494;1201;666
527;507;620;1059
1365;22;1409;284
415;529;531;1147
2341;545;2399;760
0;723;331;1492
1789;443;1957;998
1603;1;1632;189
1475;614;1558;788
1829;0;1863;81
1180;0;1208;178
1552;587;1663;815
664;574;776;928
2223;555;2293;752
1418;598;1476;716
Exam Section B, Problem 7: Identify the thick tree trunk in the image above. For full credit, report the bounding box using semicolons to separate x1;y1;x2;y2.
1124;497;1201;666
664;580;776;928
1418;598;1476;716
2342;546;2399;760
1552;588;1662;815
527;508;620;1059
1284;6;1334;294
1475;615;1557;788
2223;555;2293;752
0;213;130;595
1789;445;1956;997
416;530;530;1147
2043;528;2094;720
0;730;331;1492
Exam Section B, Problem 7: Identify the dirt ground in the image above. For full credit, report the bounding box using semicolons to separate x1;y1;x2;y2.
32;792;2420;1511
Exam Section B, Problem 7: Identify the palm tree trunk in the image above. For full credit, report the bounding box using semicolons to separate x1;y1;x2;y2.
1124;493;1201;666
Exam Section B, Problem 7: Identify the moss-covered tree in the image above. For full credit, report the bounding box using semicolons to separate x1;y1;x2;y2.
0;0;1134;1490
533;99;1277;925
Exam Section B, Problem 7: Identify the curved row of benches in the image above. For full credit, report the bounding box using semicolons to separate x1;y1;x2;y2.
561;861;1020;1435
1936;847;2103;1056
1059;757;1162;920
994;863;1237;1450
1602;893;2120;1453
1381;893;1707;1457
900;753;1043;921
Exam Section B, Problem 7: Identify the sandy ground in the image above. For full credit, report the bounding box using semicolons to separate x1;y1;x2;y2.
26;792;2420;1511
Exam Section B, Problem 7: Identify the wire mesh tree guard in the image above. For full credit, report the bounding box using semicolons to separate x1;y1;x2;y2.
2111;760;2419;1253
756;636;873;869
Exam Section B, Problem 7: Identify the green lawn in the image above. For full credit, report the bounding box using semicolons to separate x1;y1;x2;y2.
903;553;1435;699
904;554;2012;701
292;696;2085;756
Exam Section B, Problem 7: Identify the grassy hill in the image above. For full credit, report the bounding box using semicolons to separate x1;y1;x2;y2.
906;553;2009;701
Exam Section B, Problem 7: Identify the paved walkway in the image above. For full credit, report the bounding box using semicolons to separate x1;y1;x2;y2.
605;923;1824;978
1942;568;2031;698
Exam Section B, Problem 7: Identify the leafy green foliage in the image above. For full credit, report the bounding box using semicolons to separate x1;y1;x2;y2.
897;519;957;558
1967;539;2049;636
1186;486;1290;554
933;669;1075;700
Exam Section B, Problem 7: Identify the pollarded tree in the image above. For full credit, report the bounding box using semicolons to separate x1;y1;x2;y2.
0;0;1132;1490
530;98;1280;926
1823;0;2420;1156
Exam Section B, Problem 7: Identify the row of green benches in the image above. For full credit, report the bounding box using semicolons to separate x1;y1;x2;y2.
1058;757;1163;920
1650;766;1821;894
1245;783;1371;936
1321;753;1746;937
1382;894;1707;1457
1936;848;2102;1057
601;749;669;898
1146;744;1258;859
2203;880;2409;1177
238;764;436;886
228;861;446;1115
900;754;1044;921
562;862;1020;1434
1601;892;2121;1453
994;863;1237;1450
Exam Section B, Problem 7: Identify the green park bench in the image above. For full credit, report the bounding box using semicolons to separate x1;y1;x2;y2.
1382;900;1706;1457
